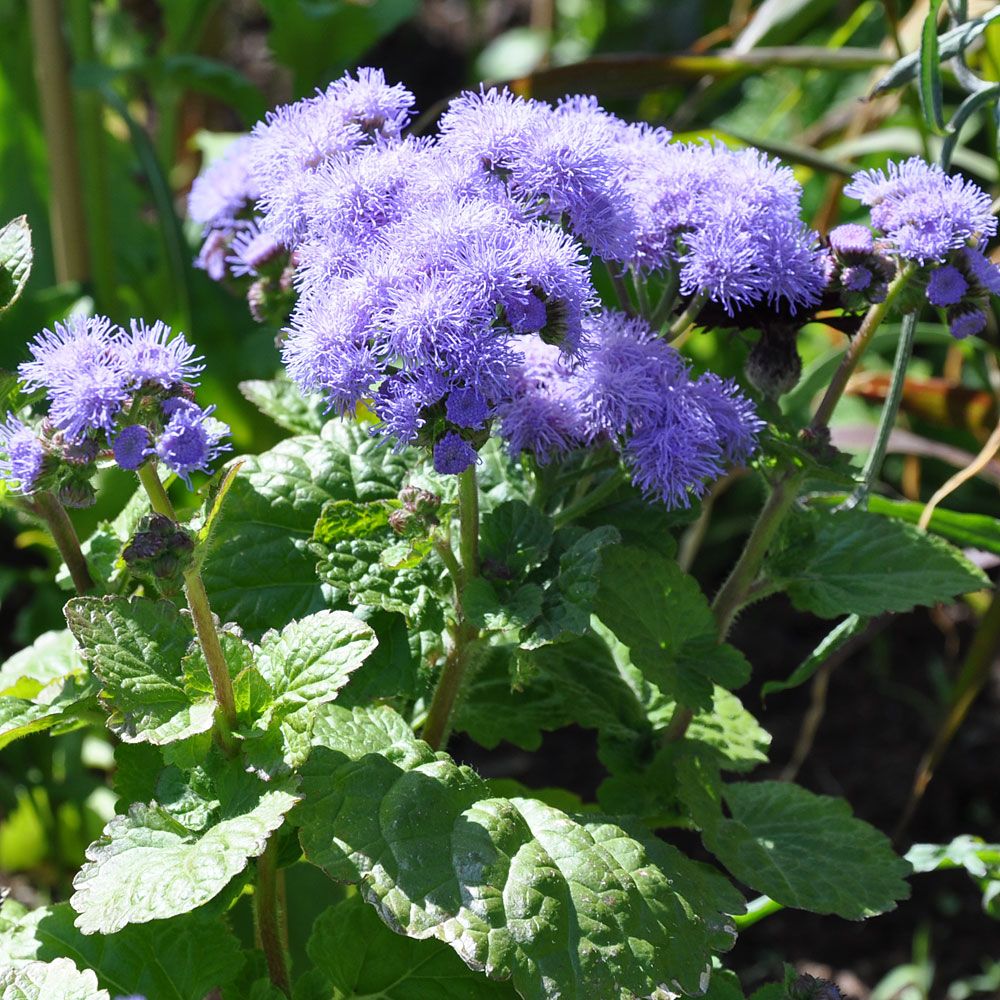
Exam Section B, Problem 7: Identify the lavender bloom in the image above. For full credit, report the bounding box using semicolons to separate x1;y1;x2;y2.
433;431;478;474
926;265;968;307
949;307;987;340
495;338;588;464
47;363;130;441
842;265;873;292
156;398;230;486
19;314;118;392
195;229;231;282
112;425;153;471
446;388;490;428
249;68;415;247
0;415;44;492
829;223;874;255
226;222;284;278
118;320;204;389
845;158;997;262
187;136;258;230
960;247;1000;295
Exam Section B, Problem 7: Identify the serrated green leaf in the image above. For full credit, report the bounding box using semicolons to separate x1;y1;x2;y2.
202;426;415;638
462;578;543;634
298;704;744;1000
594;546;749;710
255;610;376;716
71;786;298;934
3;902;244;1000
0;959;107;1000
521;525;620;647
0;216;32;316
479;500;553;575
680;762;911;920
307;895;516;998
311;498;445;630
65;597;216;745
817;493;1000;557
239;375;326;434
0;631;96;750
766;509;987;618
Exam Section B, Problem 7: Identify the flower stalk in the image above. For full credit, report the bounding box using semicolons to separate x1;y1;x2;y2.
422;465;481;750
255;837;291;996
32;490;93;595
137;462;238;756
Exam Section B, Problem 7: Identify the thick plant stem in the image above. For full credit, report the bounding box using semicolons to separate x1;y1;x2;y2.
807;266;913;433
255;838;291;997
33;491;93;594
554;468;628;529
732;895;784;930
422;467;481;750
458;466;480;581
711;472;803;640
137;463;238;756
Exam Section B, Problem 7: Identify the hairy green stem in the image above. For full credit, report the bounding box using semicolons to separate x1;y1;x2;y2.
458;465;480;580
649;269;680;332
33;491;93;595
843;310;918;509
554;468;628;529
29;0;88;284
432;536;463;593
609;268;638;317
422;467;481;750
255;838;291;996
808;265;914;433
711;473;803;639
667;291;708;340
138;463;238;756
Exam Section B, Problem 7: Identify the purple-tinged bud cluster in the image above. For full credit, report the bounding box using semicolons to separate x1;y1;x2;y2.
826;223;894;306
0;415;45;493
15;315;229;487
496;313;763;507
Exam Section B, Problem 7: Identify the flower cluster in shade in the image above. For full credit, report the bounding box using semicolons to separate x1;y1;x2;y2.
841;157;1000;339
0;315;229;494
496;312;763;507
199;68;800;502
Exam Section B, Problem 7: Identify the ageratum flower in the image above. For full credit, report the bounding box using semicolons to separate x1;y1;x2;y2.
16;315;229;486
845;158;996;263
0;415;45;493
156;398;230;486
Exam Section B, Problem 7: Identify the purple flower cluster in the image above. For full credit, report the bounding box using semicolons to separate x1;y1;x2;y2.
496;313;763;507
0;415;45;493
3;315;229;491
842;158;1000;338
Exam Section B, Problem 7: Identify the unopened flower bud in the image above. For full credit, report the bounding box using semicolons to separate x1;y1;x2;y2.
388;507;416;536
58;478;96;509
745;329;802;399
790;974;844;1000
399;485;441;517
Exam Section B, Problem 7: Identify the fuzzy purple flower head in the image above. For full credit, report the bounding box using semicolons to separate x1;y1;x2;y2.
0;415;45;493
16;314;229;487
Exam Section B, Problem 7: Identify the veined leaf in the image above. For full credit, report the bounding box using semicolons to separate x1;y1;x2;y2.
307;895;516;998
1;902;244;1000
65;597;216;745
71;786;298;934
239;374;326;435
298;704;744;1000
594;545;749;710
0;958;107;1000
0;215;32;315
766;509;988;618
680;759;911;920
